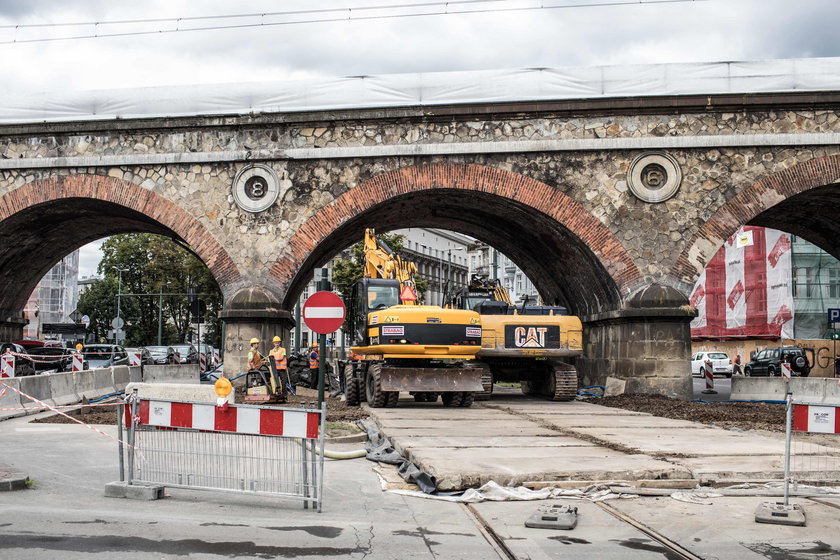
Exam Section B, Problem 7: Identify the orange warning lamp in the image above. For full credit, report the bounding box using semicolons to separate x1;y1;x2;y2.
214;377;232;399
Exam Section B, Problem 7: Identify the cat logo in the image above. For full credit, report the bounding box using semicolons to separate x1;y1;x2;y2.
514;327;548;348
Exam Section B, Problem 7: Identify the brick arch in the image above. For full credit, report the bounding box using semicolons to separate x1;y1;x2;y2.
271;163;642;313
0;174;240;312
672;154;840;283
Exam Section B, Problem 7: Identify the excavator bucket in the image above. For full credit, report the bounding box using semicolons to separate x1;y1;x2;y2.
379;365;485;393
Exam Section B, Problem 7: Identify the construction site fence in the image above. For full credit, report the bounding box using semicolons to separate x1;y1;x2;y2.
116;393;326;511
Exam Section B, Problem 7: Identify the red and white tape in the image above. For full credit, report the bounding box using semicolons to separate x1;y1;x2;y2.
0;379;132;447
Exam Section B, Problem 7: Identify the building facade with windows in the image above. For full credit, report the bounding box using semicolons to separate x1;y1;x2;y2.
23;250;80;339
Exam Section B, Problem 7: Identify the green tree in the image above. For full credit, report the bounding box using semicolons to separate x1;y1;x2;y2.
78;234;223;347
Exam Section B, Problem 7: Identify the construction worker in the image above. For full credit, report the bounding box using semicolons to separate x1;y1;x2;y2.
309;342;320;382
268;336;288;392
247;338;265;370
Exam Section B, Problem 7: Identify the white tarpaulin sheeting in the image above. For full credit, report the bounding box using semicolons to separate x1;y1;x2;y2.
2;57;840;124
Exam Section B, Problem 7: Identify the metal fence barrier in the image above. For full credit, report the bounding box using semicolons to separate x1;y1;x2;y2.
116;392;326;511
790;398;840;489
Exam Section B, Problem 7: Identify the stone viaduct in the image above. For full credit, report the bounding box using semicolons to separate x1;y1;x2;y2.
2;86;840;397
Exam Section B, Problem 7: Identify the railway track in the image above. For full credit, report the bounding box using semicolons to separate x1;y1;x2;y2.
461;501;706;560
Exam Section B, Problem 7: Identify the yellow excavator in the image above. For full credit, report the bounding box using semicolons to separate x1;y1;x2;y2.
343;229;484;408
449;274;583;401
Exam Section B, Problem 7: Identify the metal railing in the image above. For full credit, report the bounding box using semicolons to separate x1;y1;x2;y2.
116;392;326;511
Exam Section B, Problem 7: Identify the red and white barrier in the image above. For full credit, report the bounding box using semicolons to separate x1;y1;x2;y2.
199;352;207;372
1;352;15;378
793;404;840;434
129;352;142;367
213;349;220;368
129;399;321;439
72;352;84;372
781;361;792;379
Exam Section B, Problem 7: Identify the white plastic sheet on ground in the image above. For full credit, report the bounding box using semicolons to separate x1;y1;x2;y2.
379;479;636;503
3;57;840;124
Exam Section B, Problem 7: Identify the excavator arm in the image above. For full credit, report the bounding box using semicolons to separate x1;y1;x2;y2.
363;228;418;304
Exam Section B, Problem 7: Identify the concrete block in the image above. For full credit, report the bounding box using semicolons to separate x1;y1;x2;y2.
128;366;142;383
112;366;130;392
124;382;217;403
48;371;79;406
143;364;200;384
18;375;55;409
0;377;24;421
74;370;97;399
731;377;840;403
604;376;626;397
623;375;692;399
104;481;164;500
93;368;114;397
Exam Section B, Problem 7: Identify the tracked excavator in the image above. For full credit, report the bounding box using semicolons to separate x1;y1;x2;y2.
343;229;484;408
449;274;583;401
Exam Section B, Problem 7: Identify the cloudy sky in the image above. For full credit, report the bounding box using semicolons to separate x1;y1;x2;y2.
2;0;838;276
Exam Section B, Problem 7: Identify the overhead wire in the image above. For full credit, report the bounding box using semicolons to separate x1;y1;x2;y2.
0;0;706;45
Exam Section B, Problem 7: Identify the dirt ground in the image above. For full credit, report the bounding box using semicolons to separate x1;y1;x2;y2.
597;393;786;432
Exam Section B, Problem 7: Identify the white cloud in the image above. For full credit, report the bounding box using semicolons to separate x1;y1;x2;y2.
77;239;105;279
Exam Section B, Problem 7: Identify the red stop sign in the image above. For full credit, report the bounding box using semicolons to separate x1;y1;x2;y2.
303;291;346;334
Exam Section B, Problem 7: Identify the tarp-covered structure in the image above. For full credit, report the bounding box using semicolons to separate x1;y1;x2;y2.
2;57;840;124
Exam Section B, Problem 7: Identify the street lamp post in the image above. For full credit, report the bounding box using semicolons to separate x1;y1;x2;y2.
114;267;128;343
157;283;171;345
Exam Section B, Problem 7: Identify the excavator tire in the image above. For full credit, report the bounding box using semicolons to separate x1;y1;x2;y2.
365;362;388;408
473;363;493;401
459;392;475;408
385;391;400;408
441;392;464;407
344;363;360;407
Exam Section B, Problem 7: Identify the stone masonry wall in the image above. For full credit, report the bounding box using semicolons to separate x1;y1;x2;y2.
1;107;839;304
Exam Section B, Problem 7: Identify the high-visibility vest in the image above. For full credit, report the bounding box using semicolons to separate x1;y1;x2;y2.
269;347;287;370
247;348;264;369
309;349;319;369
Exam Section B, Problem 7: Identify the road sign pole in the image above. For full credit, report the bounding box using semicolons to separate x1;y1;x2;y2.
317;269;329;408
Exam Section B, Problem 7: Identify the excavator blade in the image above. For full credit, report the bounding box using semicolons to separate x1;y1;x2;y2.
379;366;484;393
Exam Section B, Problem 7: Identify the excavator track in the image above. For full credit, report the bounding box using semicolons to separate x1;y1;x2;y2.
520;360;578;401
547;360;578;401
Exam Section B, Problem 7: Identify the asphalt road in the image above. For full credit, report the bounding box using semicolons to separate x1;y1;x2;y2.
3;398;840;559
692;375;732;401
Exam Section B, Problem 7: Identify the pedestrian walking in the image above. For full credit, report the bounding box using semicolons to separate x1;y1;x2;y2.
733;354;742;376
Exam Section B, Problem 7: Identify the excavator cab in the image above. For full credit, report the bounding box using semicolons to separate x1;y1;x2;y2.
349;277;401;346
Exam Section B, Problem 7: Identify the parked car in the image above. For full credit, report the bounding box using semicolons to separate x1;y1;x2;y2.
690;351;733;378
145;345;177;365
83;345;129;369
171;344;198;364
12;339;63;350
25;346;88;373
0;342;36;376
124;347;154;366
745;346;812;377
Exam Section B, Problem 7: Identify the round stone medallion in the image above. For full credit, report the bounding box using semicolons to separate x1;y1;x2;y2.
232;164;280;213
627;152;682;203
